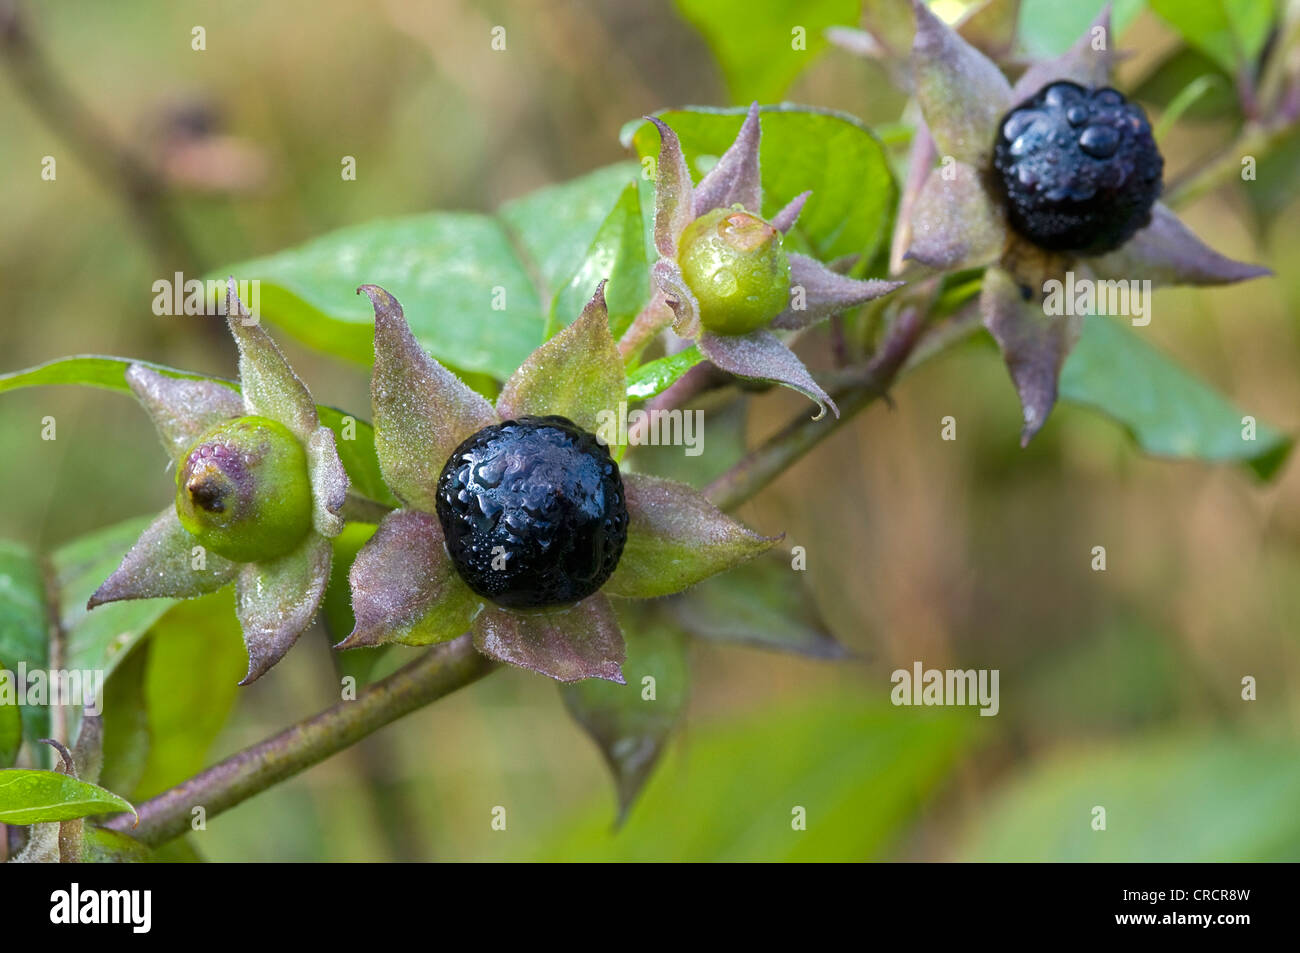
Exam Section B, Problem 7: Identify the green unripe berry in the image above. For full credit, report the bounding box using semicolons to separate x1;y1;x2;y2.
676;206;791;335
175;416;313;563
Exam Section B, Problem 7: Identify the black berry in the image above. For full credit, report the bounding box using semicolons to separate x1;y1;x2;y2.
434;415;628;609
991;81;1163;255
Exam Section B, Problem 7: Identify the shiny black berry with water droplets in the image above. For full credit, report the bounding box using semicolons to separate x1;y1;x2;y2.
434;415;628;609
991;81;1163;254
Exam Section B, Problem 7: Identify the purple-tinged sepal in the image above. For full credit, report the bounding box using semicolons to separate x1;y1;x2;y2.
472;594;626;684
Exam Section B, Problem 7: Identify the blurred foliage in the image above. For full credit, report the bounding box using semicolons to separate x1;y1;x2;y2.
132;591;245;799
1017;0;1146;57
957;733;1300;861
533;693;972;861
1148;0;1274;74
560;609;689;823
673;0;859;103
0;0;1298;862
1061;315;1291;477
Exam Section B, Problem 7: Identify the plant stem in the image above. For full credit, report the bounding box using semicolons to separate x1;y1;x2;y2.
105;636;496;847
618;295;674;363
102;292;931;853
1165;120;1295;208
704;307;924;510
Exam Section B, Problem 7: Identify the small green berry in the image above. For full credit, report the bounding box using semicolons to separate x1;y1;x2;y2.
175;416;313;562
677;207;791;335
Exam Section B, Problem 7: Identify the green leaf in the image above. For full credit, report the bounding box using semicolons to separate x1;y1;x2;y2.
0;660;20;768
497;284;627;446
668;550;846;658
673;0;858;104
0;769;136;825
222;215;543;380
0;541;49;748
148;834;205;863
548;181;650;340
83;826;152;863
133;590;245;799
957;733;1300;861
52;515;180;681
626;345;705;400
626;105;896;265
1241;123;1300;235
1149;0;1274;74
607;473;776;600
1132;47;1238;124
323;523;393;685
98;643;151;798
560;612;689;822
0;355;395;506
533;694;972;860
1059;316;1292;478
499;162;650;298
225;162;650;382
1018;0;1146;58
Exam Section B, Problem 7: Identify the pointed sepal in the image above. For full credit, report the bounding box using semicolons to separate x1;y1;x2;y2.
692;102;763;217
980;265;1082;446
604;472;778;599
472;593;626;684
648;117;695;258
772;253;903;331
496;282;626;441
559;613;687;824
236;532;332;684
910;0;1012;166
771;190;810;234
225;278;319;441
697;329;839;418
339;508;481;648
1088;204;1272;288
88;508;239;608
360;284;498;512
125;365;243;461
1011;4;1115;101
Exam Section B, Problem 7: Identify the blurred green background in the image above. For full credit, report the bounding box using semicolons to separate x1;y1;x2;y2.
1;0;1298;861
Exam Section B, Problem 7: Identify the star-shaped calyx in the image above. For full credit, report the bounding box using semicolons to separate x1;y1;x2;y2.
88;279;348;684
643;102;903;419
897;1;1269;444
343;282;776;683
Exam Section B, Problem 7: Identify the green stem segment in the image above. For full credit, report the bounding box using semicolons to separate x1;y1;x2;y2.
104;308;927;850
106;638;497;847
704;307;924;511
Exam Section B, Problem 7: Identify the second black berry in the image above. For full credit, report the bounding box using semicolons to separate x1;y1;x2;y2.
991;81;1163;255
434;415;628;610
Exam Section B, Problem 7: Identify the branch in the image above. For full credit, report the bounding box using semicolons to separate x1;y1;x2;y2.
106;636;496;847
104;308;929;851
1164;120;1296;208
704;307;925;510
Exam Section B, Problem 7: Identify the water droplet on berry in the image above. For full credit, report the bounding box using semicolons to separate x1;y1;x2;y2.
1079;124;1120;158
